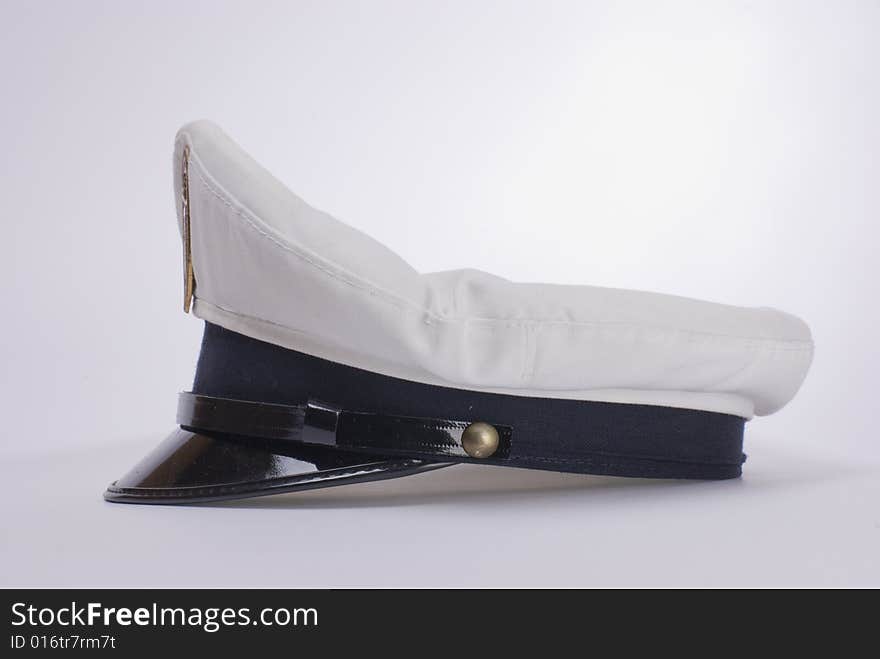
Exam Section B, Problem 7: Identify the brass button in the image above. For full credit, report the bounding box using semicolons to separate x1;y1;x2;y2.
461;422;500;459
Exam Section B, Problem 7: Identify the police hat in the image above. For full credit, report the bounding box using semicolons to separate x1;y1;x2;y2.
105;121;813;504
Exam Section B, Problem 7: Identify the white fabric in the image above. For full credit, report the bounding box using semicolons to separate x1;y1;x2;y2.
173;120;813;419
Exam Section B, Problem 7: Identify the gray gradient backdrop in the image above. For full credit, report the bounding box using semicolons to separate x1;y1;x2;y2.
1;1;878;586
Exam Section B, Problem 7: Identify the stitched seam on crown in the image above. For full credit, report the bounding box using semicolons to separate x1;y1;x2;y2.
189;154;415;315
187;149;814;353
521;322;538;382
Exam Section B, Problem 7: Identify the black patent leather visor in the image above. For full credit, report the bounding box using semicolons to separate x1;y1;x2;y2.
105;428;450;504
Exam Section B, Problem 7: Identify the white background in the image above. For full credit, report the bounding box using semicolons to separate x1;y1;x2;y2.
1;0;877;586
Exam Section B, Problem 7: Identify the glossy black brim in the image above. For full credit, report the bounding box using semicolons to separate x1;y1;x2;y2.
105;429;451;504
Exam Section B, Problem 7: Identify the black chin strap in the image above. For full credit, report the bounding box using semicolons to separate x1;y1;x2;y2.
176;392;513;463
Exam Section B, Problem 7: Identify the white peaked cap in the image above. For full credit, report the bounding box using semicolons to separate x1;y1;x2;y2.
173;120;813;420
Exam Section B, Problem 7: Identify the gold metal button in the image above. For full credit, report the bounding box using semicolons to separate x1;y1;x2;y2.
461;422;500;459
